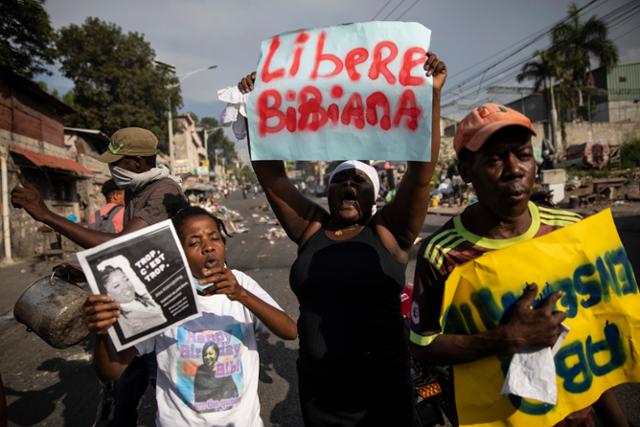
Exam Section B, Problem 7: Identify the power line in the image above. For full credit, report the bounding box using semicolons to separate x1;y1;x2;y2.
606;2;640;32
613;23;640;41
382;0;409;20
442;56;533;108
444;0;603;85
442;0;640;95
444;0;602;95
371;0;394;21
442;0;639;112
394;0;422;20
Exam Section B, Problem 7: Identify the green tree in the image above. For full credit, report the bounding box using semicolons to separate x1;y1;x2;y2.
36;80;60;99
621;139;640;169
197;116;243;181
0;0;56;78
199;116;220;129
550;3;618;119
207;126;238;166
517;50;557;94
56;17;182;152
237;164;257;184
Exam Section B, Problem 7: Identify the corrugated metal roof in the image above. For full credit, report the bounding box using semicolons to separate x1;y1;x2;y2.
10;145;94;176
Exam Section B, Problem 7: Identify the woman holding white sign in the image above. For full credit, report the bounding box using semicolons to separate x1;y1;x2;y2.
239;51;446;426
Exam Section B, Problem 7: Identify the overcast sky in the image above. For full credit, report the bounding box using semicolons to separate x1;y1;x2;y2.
42;0;640;123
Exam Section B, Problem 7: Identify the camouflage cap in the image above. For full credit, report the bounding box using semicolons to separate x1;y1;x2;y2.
96;127;159;163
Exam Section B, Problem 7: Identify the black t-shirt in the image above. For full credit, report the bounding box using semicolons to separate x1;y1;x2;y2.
291;223;407;363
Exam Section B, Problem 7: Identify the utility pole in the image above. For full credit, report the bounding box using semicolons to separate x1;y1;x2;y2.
153;61;217;174
549;78;563;159
167;97;175;173
202;127;208;181
214;148;225;187
1;149;13;265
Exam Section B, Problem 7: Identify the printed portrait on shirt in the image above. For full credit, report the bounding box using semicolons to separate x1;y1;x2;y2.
176;323;245;413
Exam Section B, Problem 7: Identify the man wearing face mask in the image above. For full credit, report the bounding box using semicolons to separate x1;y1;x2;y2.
11;127;188;426
12;127;188;247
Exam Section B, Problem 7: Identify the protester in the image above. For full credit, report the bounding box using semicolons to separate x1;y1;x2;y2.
409;103;628;426
83;206;297;427
11;127;189;426
237;51;446;426
11;127;187;246
88;179;125;233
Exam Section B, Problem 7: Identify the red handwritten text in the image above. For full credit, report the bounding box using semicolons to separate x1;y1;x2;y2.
259;31;426;86
257;85;422;137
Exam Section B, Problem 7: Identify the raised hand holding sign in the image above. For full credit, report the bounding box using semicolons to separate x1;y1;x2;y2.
246;21;434;161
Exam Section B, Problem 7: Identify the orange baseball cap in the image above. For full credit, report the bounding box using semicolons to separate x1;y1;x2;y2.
453;103;535;157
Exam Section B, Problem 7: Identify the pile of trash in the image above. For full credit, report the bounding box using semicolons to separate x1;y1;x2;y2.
201;203;250;235
252;213;279;225
261;227;287;244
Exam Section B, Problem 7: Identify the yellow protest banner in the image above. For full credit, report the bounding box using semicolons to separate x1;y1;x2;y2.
440;209;640;426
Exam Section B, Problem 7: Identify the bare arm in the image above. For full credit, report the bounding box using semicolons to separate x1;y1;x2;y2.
381;52;447;250
239;72;327;244
11;174;148;248
251;158;327;244
94;334;137;382
411;328;513;366
199;268;297;340
411;284;567;365
238;289;297;340
83;295;137;381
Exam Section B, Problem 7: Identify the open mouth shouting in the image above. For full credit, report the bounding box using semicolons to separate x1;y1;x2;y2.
338;190;361;214
204;255;220;271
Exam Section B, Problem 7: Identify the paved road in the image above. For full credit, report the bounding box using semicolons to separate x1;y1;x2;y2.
0;191;638;426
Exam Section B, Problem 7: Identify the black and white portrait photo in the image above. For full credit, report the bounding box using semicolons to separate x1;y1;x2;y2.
78;220;201;350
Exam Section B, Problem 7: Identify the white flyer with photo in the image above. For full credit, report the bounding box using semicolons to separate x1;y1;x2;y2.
77;219;201;351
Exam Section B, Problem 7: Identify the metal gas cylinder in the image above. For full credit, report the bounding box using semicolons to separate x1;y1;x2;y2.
13;274;90;349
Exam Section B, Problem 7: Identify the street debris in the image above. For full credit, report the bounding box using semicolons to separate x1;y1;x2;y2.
204;203;251;235
261;227;287;241
256;215;279;225
565;171;640;207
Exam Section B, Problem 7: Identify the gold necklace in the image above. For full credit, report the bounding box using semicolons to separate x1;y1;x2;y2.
333;224;361;236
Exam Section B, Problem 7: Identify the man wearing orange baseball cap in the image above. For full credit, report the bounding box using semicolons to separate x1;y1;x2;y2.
408;104;628;426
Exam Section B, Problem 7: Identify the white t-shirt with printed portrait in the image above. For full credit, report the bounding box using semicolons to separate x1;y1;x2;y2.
136;269;281;427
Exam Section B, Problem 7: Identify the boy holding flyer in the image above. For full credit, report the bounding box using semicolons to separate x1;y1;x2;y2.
83;207;297;426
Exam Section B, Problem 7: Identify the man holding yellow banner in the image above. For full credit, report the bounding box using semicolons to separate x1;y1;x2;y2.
409;104;636;426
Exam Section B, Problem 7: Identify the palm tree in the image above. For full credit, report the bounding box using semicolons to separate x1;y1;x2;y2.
550;2;618;118
517;50;563;153
517;50;554;93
